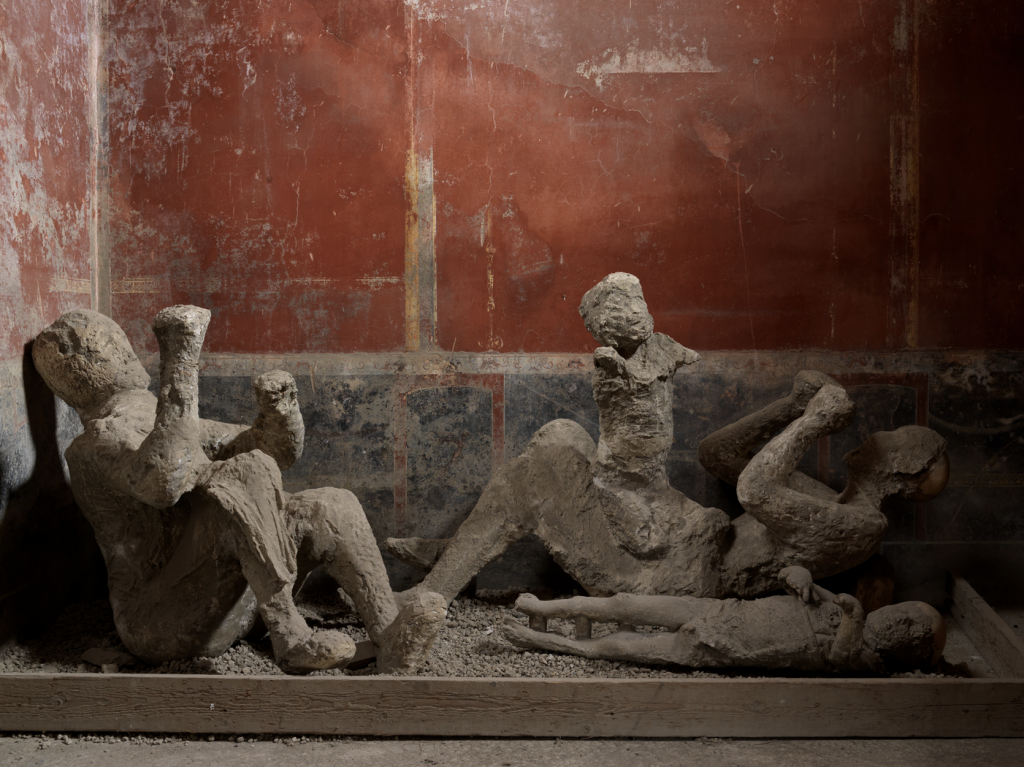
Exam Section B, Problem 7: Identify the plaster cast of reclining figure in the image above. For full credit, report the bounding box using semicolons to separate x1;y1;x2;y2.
33;306;444;674
387;273;949;602
502;566;946;674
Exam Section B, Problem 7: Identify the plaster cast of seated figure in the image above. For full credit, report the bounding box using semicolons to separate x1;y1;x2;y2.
386;273;949;603
502;566;946;674
33;306;445;674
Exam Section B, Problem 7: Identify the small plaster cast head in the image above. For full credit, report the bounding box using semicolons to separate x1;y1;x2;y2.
843;425;949;500
864;601;946;669
32;309;150;415
579;272;655;354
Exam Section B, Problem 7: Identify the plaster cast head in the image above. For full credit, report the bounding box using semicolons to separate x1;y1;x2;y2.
579;273;655;354
864;601;946;669
843;425;949;500
33;309;150;415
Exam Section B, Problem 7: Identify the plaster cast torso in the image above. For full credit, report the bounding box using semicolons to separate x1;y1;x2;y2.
592;333;688;485
587;333;729;564
681;595;842;670
66;390;191;585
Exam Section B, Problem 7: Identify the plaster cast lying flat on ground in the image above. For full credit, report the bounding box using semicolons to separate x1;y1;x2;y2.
33;307;445;674
387;273;949;602
503;566;946;674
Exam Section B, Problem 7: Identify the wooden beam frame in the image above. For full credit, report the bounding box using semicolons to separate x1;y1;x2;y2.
948;573;1024;678
3;574;1022;739
1;675;1023;737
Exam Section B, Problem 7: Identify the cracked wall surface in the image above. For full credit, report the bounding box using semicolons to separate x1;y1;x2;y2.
1;0;93;359
0;0;103;642
100;0;1024;357
2;0;1023;634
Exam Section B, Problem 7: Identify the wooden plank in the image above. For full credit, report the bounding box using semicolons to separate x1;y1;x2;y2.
949;573;1024;678
1;674;1023;738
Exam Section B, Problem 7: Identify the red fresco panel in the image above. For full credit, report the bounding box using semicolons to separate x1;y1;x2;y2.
0;0;92;359
917;1;1024;349
105;0;409;354
101;0;1023;355
423;0;897;352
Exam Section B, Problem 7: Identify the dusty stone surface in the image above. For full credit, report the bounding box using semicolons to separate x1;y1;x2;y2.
503;566;946;673
387;274;950;604
31;307;444;675
0;591;959;680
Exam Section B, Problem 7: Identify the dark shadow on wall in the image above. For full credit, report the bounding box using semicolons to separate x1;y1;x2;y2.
0;342;106;647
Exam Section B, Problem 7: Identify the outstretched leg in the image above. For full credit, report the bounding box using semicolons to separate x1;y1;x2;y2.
698;370;838;486
388;419;598;604
287;488;446;674
513;592;704;630
501;617;681;665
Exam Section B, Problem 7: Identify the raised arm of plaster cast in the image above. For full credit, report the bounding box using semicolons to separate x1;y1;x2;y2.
115;306;210;508
199;370;304;470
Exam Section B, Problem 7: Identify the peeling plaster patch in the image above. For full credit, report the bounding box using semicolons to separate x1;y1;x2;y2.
0;10;91;356
576;40;721;89
359;276;402;290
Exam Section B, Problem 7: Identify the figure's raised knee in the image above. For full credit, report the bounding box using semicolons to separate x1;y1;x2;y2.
735;471;766;512
526;419;596;461
286;486;376;558
287;487;366;530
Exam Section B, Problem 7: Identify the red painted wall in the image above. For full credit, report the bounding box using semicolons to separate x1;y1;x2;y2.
103;0;1024;355
0;0;93;360
918;0;1024;349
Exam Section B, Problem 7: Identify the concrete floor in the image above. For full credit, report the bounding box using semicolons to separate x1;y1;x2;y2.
1;736;1022;766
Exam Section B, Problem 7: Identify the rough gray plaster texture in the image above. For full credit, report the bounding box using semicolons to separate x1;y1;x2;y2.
31;306;445;674
385;275;950;605
504;566;946;673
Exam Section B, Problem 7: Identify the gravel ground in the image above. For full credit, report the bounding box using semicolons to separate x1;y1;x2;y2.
0;590;956;680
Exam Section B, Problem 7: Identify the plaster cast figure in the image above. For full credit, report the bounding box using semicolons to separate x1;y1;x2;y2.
501;566;946;674
387;273;949;602
33;306;445;674
699;372;950;596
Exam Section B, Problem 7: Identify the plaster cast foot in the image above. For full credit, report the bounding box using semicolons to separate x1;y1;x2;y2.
375;590;447;675
384;537;450;572
279;629;357;675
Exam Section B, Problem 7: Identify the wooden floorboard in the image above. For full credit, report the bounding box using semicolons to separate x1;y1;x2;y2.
949;573;1024;679
1;675;1023;738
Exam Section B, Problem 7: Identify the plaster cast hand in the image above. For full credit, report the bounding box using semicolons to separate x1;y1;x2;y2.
251;370;304;470
780;566;815;603
828;593;878;672
594;346;627;377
